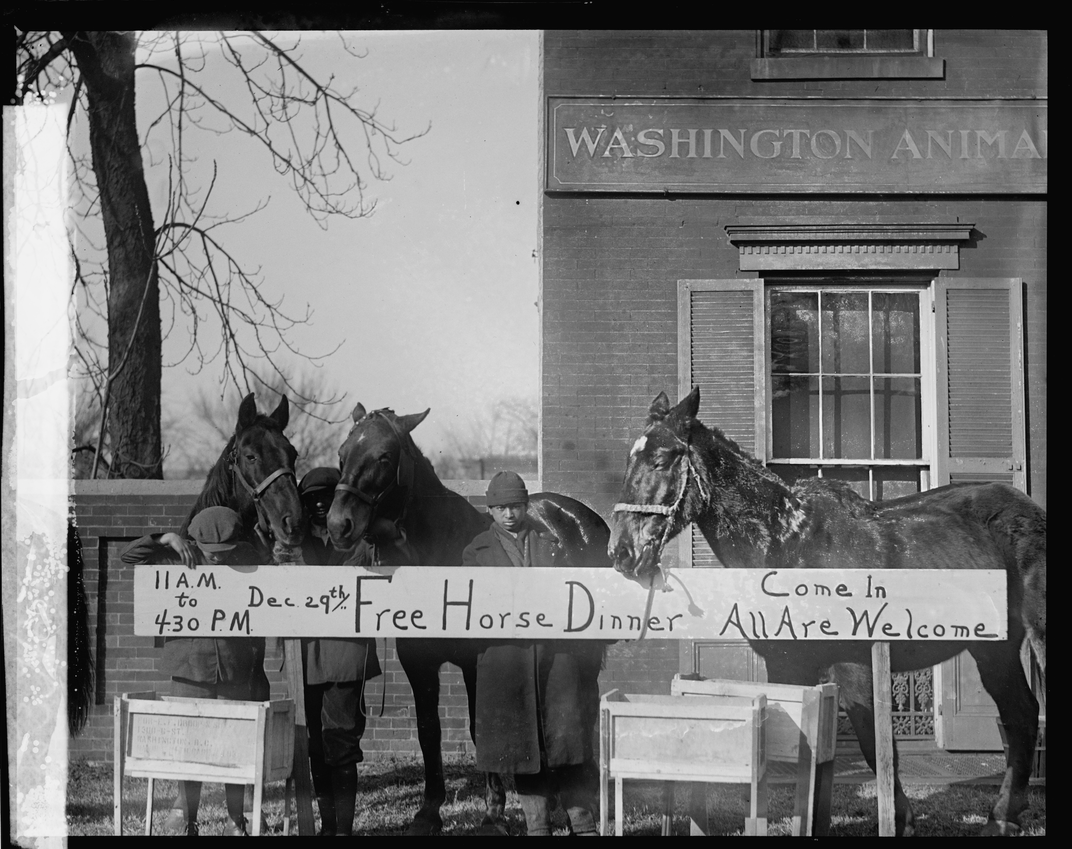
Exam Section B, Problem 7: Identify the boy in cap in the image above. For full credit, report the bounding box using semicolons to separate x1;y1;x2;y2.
121;506;269;836
462;472;603;836
297;467;382;836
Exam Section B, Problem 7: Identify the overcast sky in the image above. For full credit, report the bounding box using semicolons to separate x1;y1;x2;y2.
135;30;541;464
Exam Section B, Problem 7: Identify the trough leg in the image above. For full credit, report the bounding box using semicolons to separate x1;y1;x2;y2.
144;777;154;836
614;777;624;837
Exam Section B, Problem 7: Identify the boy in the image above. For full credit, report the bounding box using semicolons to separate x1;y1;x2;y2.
121;506;269;836
298;467;382;836
462;471;602;836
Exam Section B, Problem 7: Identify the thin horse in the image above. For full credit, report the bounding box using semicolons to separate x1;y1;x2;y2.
327;403;610;835
608;387;1045;837
181;393;304;555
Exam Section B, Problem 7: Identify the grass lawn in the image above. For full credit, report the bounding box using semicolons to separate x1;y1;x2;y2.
70;755;1045;837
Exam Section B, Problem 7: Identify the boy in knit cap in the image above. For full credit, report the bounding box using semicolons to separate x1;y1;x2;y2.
296;467;382;836
121;506;269;836
462;472;602;836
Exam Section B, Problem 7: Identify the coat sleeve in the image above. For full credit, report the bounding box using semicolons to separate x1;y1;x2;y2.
120;534;173;565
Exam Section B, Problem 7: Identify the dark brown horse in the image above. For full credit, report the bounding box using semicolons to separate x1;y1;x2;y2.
180;393;304;556
327;403;611;835
609;387;1046;837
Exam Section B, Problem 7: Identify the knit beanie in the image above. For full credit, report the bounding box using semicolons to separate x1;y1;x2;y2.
485;471;529;507
300;467;341;496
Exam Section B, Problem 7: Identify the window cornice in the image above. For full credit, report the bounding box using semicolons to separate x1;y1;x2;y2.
725;222;974;271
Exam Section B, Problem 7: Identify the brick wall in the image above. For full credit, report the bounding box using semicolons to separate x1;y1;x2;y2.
541;196;1047;511
69;480;661;765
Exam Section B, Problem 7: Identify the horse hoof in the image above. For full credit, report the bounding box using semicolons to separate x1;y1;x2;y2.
980;819;1022;836
405;808;443;836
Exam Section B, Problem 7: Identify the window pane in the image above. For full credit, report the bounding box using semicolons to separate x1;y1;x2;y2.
816;30;864;51
872;293;920;374
865;30;917;51
771;292;818;374
768;30;815;52
822;466;870;500
822;293;869;373
766;29;920;55
772;375;819;457
822;376;870;459
874;468;921;501
874;377;922;459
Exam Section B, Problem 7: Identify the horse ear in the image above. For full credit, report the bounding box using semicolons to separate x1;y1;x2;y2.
397;408;431;434
351;402;367;423
237;393;258;431
648;392;672;421
269;394;290;430
675;386;701;421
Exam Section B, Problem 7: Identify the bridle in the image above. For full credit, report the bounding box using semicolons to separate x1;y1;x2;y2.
229;442;297;541
335;410;416;549
613;435;709;539
612;432;710;638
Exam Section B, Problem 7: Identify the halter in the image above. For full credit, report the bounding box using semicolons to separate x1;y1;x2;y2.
612;436;710;639
336;410;415;546
229;447;297;540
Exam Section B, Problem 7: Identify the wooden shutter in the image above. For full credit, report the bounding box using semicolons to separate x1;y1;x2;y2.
934;278;1029;750
933;278;1027;492
678;280;766;568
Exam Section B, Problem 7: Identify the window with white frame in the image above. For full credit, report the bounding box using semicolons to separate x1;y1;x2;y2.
766;284;930;502
763;30;927;56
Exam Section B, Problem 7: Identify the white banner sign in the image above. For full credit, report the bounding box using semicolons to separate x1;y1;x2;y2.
133;565;1007;642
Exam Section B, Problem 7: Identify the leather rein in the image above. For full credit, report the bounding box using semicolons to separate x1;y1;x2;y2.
229;446;297;542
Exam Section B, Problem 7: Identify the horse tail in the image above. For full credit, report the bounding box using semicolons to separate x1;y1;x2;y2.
982;487;1046;691
1014;511;1046;690
67;520;94;735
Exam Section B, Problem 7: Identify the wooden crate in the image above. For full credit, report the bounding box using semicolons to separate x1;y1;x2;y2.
670;676;839;837
114;691;295;836
600;690;768;836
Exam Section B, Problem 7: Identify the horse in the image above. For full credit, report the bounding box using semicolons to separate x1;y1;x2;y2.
326;403;611;835
180;392;304;557
608;387;1046;837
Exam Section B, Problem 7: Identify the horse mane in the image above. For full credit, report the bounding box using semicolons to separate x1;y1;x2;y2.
180;433;239;535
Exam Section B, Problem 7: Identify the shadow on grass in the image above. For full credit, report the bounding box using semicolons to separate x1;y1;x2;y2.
70;756;1045;837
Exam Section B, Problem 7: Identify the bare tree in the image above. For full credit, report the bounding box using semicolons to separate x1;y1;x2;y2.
434;396;538;479
167;366;349;480
14;29;425;479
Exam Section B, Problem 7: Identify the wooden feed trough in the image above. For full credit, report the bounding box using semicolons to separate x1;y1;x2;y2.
600;690;768;836
114;692;295;836
670;676;839;836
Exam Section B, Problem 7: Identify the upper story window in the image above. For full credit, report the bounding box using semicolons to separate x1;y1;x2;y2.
764;30;925;56
752;29;943;80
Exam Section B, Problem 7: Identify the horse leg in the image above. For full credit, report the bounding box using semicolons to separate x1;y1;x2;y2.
459;649;506;824
396;645;446;836
968;641;1040;836
829;663;915;837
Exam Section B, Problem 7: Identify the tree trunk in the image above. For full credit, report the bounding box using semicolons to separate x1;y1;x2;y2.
67;32;162;478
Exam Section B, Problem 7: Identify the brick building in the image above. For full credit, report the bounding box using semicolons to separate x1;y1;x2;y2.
538;30;1045;751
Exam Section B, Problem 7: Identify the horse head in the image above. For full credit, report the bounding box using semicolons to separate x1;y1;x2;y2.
327;402;429;550
609;386;705;580
229;392;304;548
